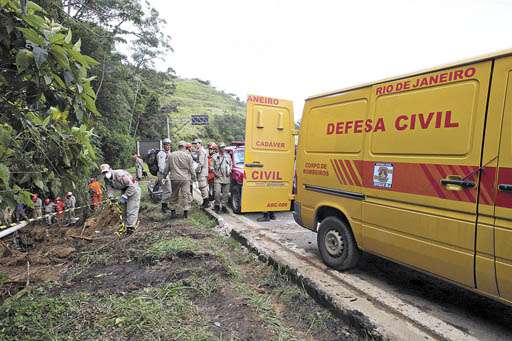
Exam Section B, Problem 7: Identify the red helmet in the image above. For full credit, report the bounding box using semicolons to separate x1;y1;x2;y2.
31;194;38;201
44;198;50;205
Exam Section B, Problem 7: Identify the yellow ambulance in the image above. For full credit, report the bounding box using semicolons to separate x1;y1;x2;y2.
241;50;512;305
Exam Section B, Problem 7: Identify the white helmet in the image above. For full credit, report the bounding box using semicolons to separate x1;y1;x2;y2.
162;138;171;145
100;164;111;173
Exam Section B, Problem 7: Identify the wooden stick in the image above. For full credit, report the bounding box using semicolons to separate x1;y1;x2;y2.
68;234;95;241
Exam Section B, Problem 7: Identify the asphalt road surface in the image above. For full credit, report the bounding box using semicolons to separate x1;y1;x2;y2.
244;211;512;341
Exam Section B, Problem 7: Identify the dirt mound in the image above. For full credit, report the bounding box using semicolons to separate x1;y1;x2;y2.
0;206;121;301
83;205;120;233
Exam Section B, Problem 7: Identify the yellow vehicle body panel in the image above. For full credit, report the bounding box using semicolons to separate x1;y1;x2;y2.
291;52;512;305
241;95;295;213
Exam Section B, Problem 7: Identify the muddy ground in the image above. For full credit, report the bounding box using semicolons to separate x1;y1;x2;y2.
0;198;358;340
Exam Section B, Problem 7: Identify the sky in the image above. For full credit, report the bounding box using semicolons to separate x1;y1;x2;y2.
149;0;512;119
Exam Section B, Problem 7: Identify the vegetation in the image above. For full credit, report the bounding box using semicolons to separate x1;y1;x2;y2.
0;0;99;207
0;0;246;210
0;204;356;340
163;78;246;144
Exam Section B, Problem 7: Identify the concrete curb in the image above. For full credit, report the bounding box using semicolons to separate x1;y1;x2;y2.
202;208;477;341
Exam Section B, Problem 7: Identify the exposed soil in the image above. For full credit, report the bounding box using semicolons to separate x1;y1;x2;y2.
0;205;121;302
0;200;357;340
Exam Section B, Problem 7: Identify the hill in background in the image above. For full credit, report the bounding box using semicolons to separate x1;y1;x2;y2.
161;78;246;144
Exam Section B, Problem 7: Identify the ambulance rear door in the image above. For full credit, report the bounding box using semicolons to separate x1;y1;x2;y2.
241;95;295;213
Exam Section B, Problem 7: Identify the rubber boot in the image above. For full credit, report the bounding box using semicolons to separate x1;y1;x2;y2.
126;226;134;236
202;199;210;209
183;210;188;219
161;203;169;213
214;205;220;213
269;212;276;220
257;212;271;222
170;210;177;219
221;206;228;213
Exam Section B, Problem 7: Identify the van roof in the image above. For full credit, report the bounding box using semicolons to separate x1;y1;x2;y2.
306;48;512;101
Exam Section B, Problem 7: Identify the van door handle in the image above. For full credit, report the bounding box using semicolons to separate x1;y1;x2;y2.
440;178;475;189
498;184;512;192
245;162;264;168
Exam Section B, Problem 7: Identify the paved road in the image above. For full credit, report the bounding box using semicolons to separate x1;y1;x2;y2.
243;211;512;341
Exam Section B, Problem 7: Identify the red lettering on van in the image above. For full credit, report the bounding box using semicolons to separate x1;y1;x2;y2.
326;123;335;134
374;118;386;132
395;115;408;130
444;110;459;128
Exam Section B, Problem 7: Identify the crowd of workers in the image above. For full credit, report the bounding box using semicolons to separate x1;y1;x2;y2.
1;192;76;226
98;138;233;236
0;138;234;237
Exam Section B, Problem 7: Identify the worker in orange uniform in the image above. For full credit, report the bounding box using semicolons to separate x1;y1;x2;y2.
88;177;103;210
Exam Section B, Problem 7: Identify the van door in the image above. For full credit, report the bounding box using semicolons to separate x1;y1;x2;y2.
492;57;512;302
241;95;295;213
362;62;492;286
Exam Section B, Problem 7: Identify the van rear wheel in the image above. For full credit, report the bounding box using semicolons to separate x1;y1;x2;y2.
317;216;361;270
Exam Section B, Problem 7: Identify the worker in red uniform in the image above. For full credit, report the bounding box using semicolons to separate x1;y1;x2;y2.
55;197;65;226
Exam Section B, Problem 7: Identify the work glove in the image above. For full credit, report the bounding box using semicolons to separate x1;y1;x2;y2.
119;195;128;205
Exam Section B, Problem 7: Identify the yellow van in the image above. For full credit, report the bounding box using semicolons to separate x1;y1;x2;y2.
241;50;512;305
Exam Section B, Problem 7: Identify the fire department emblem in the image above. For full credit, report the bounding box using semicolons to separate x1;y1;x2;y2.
373;163;394;188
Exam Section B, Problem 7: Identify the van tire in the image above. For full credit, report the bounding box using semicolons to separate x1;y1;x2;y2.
317;216;361;270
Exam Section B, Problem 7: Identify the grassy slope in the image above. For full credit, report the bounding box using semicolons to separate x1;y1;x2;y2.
162;78;246;138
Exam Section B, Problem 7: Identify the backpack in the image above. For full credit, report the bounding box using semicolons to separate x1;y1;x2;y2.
145;149;160;176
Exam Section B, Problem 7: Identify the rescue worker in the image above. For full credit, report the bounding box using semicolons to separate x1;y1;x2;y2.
32;194;43;219
257;211;276;222
65;192;76;223
212;142;232;213
55;197;65;225
15;203;28;222
2;206;13;226
133;154;144;181
88;177;103;210
187;142;197;194
157;138;172;213
192;138;209;208
208;142;217;200
44;198;55;225
164;141;195;219
100;164;141;235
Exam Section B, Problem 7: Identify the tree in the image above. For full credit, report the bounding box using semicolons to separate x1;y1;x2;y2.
0;0;98;208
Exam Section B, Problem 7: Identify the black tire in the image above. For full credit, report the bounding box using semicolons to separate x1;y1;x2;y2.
317;216;361;270
230;184;242;214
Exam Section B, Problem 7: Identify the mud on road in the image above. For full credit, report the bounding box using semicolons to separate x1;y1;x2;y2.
0;201;359;340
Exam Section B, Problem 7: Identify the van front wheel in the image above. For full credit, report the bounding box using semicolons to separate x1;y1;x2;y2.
317;217;361;270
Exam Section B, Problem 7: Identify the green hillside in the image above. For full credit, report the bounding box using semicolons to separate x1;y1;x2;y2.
161;78;246;144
